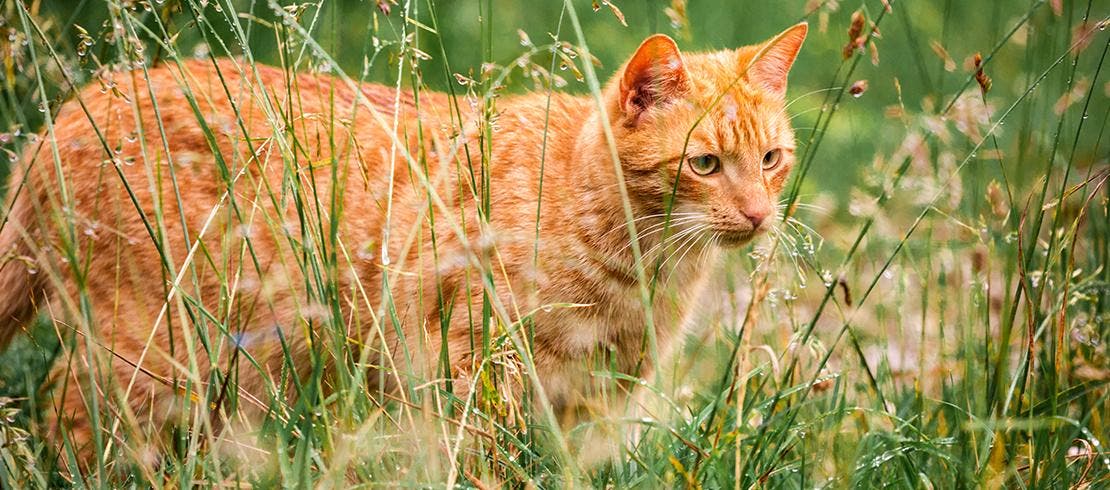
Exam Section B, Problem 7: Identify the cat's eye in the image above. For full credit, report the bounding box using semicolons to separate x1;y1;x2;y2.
688;154;721;175
762;149;782;170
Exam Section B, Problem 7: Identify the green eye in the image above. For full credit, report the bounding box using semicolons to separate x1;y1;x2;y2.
688;154;721;175
762;149;782;170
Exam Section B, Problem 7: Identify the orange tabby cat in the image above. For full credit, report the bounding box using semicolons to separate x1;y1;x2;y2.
0;23;806;462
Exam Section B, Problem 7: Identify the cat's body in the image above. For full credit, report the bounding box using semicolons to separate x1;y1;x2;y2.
0;24;806;462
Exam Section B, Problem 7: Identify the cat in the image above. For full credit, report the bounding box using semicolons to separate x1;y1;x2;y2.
0;22;806;465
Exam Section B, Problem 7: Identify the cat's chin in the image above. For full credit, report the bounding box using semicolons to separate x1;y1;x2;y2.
715;230;761;248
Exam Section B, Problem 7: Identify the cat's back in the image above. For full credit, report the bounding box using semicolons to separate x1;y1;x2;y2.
43;59;304;184
46;57;441;169
34;58;454;211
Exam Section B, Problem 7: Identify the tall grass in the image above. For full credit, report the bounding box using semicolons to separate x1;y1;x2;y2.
0;0;1107;487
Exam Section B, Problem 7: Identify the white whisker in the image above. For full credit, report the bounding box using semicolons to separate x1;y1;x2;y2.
784;216;823;240
785;87;843;109
626;216;705;239
658;224;710;283
633;220;708;260
787;107;821;122
601;212;703;238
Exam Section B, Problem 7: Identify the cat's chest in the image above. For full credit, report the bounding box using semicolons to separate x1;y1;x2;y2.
531;255;714;359
526;264;714;408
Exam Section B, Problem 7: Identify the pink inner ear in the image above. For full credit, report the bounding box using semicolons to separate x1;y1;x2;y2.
620;35;687;117
748;23;808;96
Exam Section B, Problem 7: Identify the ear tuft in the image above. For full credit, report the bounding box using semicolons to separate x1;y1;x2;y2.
619;34;687;122
747;22;808;97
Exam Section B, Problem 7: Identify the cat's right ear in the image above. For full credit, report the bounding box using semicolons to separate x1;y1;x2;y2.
619;34;688;124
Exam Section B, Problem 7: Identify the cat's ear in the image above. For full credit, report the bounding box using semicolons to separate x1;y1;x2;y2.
747;22;808;97
619;34;688;122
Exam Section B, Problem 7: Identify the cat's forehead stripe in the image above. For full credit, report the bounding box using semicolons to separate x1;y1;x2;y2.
722;94;738;122
699;95;767;157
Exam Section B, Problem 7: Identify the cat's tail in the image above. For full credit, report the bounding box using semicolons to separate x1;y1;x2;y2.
0;166;46;347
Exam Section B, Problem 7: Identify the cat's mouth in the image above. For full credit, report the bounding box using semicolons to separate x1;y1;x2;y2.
714;229;762;248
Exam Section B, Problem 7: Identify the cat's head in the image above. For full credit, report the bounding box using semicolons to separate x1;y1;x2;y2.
604;23;807;247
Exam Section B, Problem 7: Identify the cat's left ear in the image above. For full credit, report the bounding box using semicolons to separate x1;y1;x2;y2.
747;22;808;97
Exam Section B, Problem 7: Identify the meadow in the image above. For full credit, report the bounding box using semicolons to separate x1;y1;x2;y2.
0;0;1107;487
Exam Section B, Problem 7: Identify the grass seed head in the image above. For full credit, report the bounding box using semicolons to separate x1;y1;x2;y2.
842;11;867;59
849;79;869;98
973;52;992;96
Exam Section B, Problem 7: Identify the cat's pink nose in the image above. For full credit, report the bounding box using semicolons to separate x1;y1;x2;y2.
745;211;766;228
743;206;772;229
